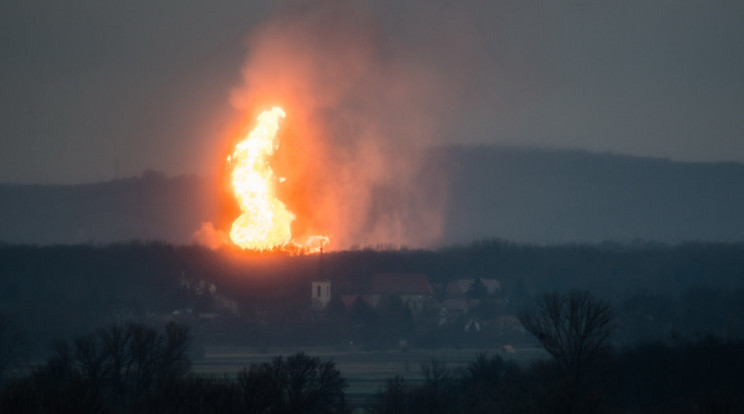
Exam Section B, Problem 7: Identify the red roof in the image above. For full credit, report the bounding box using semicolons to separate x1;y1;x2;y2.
369;273;433;295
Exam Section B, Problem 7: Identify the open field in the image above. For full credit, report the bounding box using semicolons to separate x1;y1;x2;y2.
193;345;547;404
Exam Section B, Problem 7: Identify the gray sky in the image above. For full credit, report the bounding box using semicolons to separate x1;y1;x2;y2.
1;0;743;184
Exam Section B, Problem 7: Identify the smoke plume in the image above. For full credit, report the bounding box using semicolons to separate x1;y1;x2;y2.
210;0;475;250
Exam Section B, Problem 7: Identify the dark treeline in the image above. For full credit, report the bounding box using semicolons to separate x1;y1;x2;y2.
2;320;743;413
373;338;744;414
376;290;744;413
0;322;347;413
1;240;744;355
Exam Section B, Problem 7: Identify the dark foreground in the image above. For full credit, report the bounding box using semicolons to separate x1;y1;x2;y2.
1;321;742;414
1;241;743;412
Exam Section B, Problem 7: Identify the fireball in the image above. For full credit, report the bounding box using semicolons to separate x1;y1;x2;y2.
228;107;328;252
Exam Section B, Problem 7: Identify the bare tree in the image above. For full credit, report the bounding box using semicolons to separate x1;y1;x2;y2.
97;322;132;407
74;333;107;386
374;375;408;414
32;321;192;411
519;290;614;382
237;363;283;414
236;353;347;414
282;353;347;414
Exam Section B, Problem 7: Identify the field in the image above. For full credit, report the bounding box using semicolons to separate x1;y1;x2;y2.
193;345;547;404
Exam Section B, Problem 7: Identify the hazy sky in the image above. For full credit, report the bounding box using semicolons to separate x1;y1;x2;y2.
1;0;742;184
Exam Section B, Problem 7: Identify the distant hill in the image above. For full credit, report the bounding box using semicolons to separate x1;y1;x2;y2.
0;171;221;245
1;146;743;245
434;146;744;244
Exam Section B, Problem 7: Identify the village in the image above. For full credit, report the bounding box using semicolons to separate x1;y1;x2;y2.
166;270;527;351
313;274;522;343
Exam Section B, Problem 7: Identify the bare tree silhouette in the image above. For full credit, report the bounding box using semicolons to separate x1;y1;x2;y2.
237;352;347;414
519;290;614;382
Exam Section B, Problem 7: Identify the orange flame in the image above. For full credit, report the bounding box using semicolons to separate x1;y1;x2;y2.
228;107;329;253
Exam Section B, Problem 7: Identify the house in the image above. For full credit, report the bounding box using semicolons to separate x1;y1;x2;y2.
366;273;433;314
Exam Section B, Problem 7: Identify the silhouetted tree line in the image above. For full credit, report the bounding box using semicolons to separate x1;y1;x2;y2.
372;291;744;414
371;337;744;414
0;321;190;412
0;322;347;414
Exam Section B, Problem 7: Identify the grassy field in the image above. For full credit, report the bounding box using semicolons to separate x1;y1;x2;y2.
193;345;547;405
